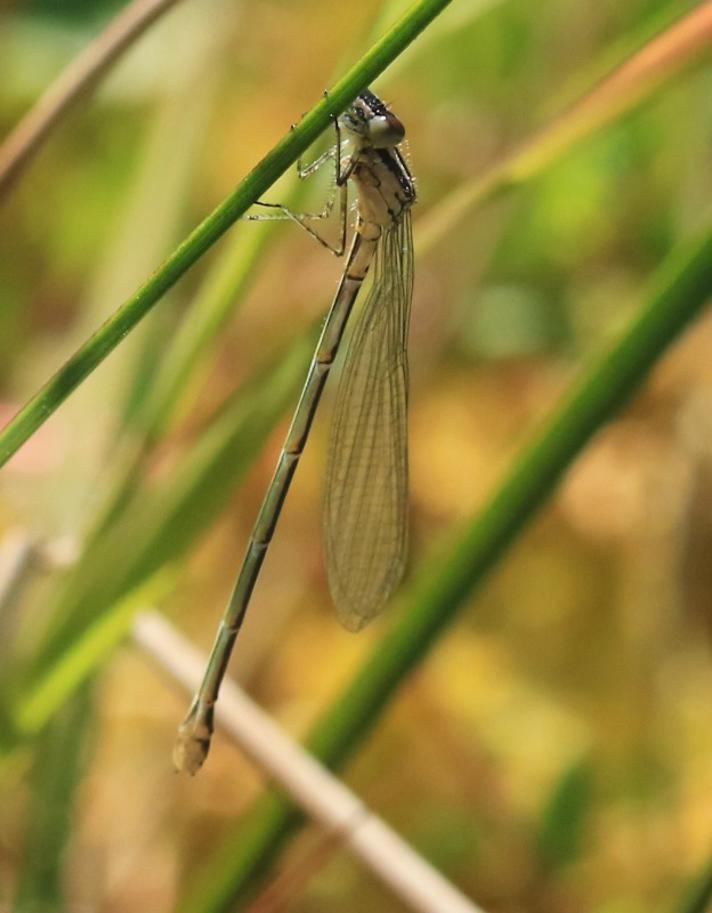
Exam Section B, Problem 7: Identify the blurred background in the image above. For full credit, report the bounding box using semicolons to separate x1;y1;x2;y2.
1;0;712;911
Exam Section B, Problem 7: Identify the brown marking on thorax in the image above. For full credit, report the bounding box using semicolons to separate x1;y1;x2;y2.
351;149;411;229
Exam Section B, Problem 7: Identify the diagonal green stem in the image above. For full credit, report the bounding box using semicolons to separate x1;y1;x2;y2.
673;857;712;913
180;227;712;912
0;0;455;470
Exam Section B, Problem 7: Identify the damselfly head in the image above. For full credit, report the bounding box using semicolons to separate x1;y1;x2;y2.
342;90;406;149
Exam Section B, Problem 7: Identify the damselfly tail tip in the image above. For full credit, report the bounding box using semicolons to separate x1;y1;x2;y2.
173;702;213;775
173;735;206;776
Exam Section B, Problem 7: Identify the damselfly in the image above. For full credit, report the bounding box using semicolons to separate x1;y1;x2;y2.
175;90;416;774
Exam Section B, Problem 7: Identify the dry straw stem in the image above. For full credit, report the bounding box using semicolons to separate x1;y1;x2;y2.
416;1;712;254
0;0;187;200
133;611;487;913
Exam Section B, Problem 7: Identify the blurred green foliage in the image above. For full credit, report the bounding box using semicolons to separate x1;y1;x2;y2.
535;757;594;870
24;0;125;24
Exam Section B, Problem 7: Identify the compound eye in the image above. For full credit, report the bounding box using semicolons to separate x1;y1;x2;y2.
366;113;405;148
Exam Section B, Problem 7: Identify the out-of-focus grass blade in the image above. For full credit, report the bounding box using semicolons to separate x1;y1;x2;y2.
112;31;227;430
179;226;712;913
366;0;504;74
534;757;594;872
11;575;170;740
3;328;314;747
672;857;712;913
11;683;94;913
133;210;286;446
71;32;226;532
82;168;291;544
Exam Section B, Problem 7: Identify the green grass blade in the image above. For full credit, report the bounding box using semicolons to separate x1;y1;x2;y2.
178;795;302;913
12;683;94;913
534;757;594;872
179;226;712;911
0;0;456;470
12;577;169;739
134;213;285;447
672;858;712;913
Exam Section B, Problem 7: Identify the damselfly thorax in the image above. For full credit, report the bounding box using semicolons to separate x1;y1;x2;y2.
344;90;416;232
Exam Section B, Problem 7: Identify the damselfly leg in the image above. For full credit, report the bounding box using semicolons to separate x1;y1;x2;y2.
245;115;349;255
